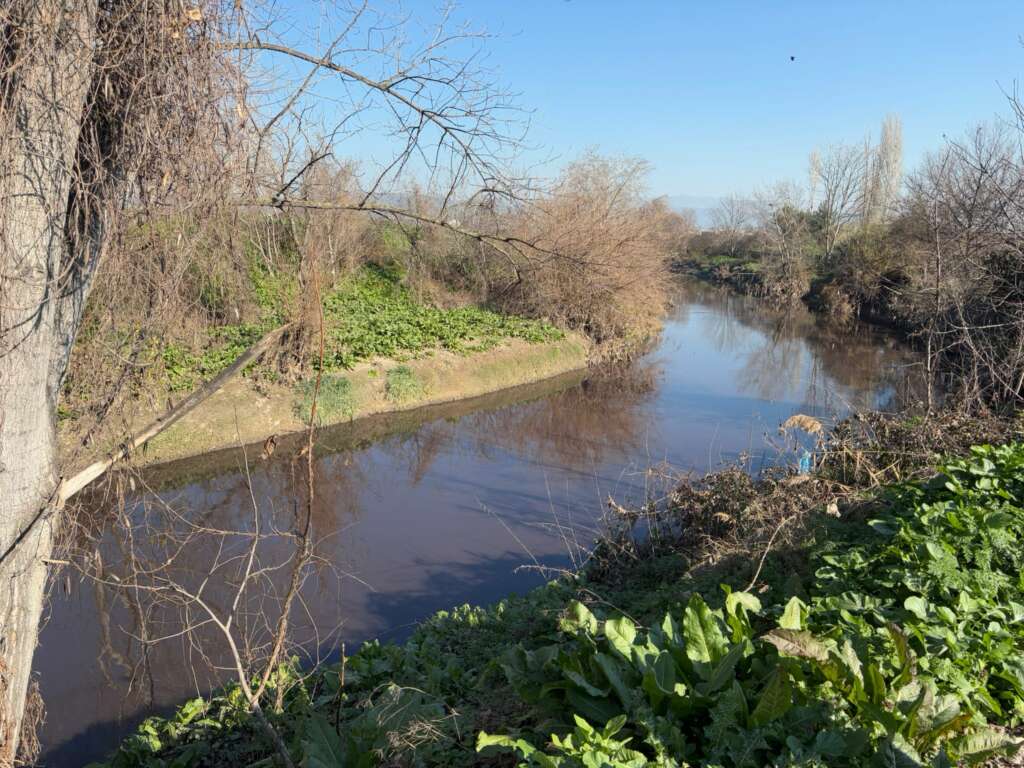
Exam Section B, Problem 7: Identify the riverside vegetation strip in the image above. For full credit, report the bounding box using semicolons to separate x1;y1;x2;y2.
95;439;1024;767
160;264;563;394
66;264;578;459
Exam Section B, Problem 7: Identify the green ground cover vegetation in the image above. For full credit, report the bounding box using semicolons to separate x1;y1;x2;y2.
384;365;426;403
320;265;563;370
292;375;356;425
95;439;1024;767
158;264;562;396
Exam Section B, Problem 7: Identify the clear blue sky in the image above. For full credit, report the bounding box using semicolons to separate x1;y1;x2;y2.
280;1;1024;199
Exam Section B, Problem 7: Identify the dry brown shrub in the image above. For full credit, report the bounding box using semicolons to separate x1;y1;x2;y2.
496;153;677;354
820;410;1023;488
588;465;835;594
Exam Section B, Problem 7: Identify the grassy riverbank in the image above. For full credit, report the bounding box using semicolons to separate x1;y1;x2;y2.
95;414;1024;767
61;265;588;466
141;334;587;464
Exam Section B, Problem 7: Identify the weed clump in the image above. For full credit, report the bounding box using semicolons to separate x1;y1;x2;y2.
292;374;355;425
384;366;426;403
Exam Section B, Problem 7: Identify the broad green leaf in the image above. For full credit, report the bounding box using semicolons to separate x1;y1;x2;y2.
779;596;807;630
595;651;636;708
880;733;925;767
750;666;792;726
904;596;929;620
698;641;746;696
725;590;761;642
661;612;681;646
603;714;628;737
837;639;864;688
641;651;675;707
865;662;887;705
561;601;599;635
896;681;928;739
571;713;595;733
649;650;676;694
951;728;1023;765
935;606;957;625
812;729;849;757
888;624;914;686
604;616;637;660
918;712;971;752
566;686;623;727
682;594;728;669
983;511;1015;529
563;667;610;698
958;592;979;614
476;732;557;767
725;590;762;618
476;731;527;752
301;714;346;768
176;698;206;725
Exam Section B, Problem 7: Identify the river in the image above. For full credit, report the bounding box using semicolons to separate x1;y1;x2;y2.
34;282;920;766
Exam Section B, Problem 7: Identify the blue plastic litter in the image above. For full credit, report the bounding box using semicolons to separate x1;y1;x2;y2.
798;450;812;474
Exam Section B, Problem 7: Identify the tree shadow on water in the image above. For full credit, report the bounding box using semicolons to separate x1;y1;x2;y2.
339;548;571;651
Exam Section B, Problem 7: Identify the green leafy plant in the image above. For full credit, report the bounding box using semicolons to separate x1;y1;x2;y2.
293;374;355;424
479;715;647;767
384;365;426;403
485;589;1018;767
478;444;1024;766
161;323;266;392
320;265;562;370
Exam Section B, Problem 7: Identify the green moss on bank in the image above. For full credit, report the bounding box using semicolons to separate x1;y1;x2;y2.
95;443;1024;767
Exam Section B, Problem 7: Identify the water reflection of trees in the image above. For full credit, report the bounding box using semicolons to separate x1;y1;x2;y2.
45;364;661;761
685;282;921;412
378;363;660;482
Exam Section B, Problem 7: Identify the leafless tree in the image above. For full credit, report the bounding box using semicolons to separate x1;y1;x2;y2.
863;115;903;224
810;143;867;260
904;122;1024;407
711;193;754;256
753;181;813;299
493;153;673;354
0;2;543;760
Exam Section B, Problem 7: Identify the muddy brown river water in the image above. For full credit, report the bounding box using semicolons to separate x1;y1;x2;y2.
35;282;920;766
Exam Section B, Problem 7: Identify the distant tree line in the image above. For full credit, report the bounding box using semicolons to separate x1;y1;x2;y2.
688;113;1024;410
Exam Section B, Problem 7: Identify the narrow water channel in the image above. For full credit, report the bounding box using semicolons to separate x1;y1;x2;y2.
36;282;920;766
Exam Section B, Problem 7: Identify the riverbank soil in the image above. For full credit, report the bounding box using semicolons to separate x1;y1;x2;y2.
135;333;588;465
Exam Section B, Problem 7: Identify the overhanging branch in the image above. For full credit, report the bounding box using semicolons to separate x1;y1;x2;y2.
56;323;294;504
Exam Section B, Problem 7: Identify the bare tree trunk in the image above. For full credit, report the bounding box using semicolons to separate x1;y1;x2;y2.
0;3;98;761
